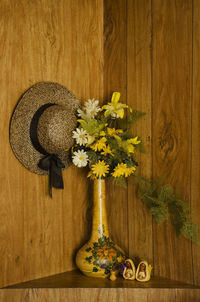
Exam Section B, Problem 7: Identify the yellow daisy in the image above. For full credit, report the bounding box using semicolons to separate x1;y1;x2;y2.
91;161;109;178
123;166;136;177
87;170;97;180
112;163;136;178
112;163;127;178
90;137;107;152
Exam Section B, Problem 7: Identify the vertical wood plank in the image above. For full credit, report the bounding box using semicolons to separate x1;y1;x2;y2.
127;0;153;263
152;0;193;283
147;289;176;302
192;0;200;286
0;0;103;287
103;0;129;254
176;289;200;302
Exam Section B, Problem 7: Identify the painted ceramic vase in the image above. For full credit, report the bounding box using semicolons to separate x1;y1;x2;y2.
76;178;126;278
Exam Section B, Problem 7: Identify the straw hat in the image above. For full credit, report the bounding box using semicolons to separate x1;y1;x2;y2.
9;82;80;195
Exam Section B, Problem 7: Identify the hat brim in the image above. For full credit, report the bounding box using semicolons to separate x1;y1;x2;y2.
10;82;80;175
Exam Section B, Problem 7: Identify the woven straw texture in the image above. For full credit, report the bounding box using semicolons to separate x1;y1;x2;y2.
9;82;80;175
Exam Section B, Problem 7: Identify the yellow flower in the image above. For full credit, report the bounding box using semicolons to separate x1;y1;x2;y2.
122;136;141;155
100;131;106;136
112;163;136;178
123;166;136;177
90;137;107;152
101;145;114;156
107;128;123;136
113;136;135;155
91;161;109;178
102;92;128;119
127;136;141;145
112;163;127;178
126;143;135;154
87;170;97;180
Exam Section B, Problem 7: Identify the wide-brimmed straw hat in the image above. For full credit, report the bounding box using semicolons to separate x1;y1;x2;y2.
9;82;80;196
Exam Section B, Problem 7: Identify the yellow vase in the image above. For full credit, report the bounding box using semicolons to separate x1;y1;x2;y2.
76;178;126;278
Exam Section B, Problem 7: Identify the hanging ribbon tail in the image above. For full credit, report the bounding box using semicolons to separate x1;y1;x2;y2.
38;154;65;198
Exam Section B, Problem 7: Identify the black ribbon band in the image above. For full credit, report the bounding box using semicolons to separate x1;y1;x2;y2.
30;103;65;197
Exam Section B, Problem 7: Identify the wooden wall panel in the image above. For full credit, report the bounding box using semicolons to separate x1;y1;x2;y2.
0;0;103;288
0;0;200;291
192;0;200;286
103;0;129;255
152;0;193;283
127;0;153;263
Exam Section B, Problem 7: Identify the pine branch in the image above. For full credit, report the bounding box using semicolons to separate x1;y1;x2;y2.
133;175;200;245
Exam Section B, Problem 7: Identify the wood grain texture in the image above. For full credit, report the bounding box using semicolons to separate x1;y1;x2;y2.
176;289;200;302
103;0;129;255
0;0;200;293
127;0;153;264
1;288;200;302
152;0;193;283
191;0;200;286
5;270;199;289
0;289;147;302
0;0;103;288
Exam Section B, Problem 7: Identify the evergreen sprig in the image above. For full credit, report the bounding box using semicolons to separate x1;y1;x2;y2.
133;175;199;245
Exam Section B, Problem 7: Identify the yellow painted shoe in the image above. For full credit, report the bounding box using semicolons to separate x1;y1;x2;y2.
136;260;152;282
122;259;136;280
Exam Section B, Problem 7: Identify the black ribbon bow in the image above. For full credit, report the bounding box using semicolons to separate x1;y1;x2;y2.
30;103;65;198
38;154;65;198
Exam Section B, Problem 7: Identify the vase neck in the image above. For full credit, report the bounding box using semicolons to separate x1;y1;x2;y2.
90;179;109;241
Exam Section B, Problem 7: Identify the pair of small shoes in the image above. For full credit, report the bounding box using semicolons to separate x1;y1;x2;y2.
123;259;152;282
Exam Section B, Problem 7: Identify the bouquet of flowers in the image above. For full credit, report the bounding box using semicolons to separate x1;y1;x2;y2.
71;92;142;185
70;92;199;244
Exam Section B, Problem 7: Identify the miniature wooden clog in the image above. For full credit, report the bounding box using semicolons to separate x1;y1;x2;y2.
136;260;151;282
122;259;136;280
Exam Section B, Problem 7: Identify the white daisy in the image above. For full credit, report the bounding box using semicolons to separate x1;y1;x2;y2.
77;107;88;119
72;150;88;167
84;99;101;118
77;108;85;117
72;128;88;146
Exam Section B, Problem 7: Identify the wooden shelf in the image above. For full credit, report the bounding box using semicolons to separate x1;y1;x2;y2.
4;270;200;289
1;271;200;301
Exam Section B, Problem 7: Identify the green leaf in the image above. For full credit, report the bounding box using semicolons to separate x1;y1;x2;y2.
133;175;199;244
85;256;92;263
158;185;174;203
78;118;105;136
